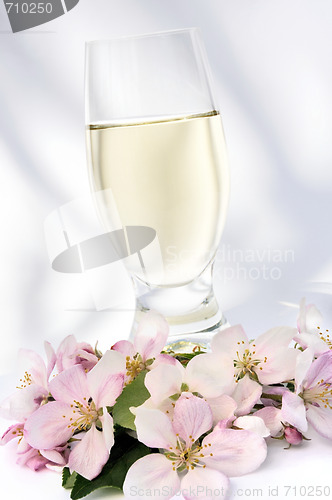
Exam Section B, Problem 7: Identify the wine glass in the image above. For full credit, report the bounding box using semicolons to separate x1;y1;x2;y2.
85;28;230;351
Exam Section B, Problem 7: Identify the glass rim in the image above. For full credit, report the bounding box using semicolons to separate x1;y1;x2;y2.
85;27;200;46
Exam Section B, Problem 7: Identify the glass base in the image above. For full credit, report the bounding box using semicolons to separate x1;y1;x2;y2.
131;264;229;353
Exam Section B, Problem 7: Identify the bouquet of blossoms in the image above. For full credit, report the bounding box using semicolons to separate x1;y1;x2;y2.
1;299;331;500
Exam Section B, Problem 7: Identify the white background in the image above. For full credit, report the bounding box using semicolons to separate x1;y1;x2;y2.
0;1;332;498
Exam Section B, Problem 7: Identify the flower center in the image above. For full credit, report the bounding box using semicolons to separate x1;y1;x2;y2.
165;436;212;472
125;354;146;383
16;371;33;389
317;327;332;350
302;380;332;410
12;427;24;444
233;343;267;381
66;399;100;432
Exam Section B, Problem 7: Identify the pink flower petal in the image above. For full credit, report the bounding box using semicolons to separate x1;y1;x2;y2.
123;454;180;500
281;391;308;433
298;299;323;334
24;401;74;450
40;449;67;466
202;428;267;477
173;394;213;447
87;350;125;408
211;325;248;356
257;348;299;385
294;333;329;356
233;416;270;438
253;407;283;437
206;395;237;426
0;423;24;445
134;407;177;449
44;341;56;381
144;363;183;405
232;375;262;416
25;452;49;471
185;353;235;398
100;409;114;451
0;384;48;421
149;353;178;369
112;340;136;358
68;425;109;480
18;349;47;389
56;335;79;372
306;404;332;439
305;351;332;389
74;349;99;370
181;466;229;500
49;365;90;406
295;349;315;392
255;326;297;352
133;311;169;361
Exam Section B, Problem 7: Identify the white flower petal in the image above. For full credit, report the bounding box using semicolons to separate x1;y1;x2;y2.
101;409;114;451
44;341;56;381
202;428;267;477
255;326;297;351
281;391;308;433
144;363;183;405
234;416;270;438
185;353;235;399
123;454;180;500
134;311;169;361
181;467;229;500
0;385;48;421
258;349;299;385
211;325;248;356
295;348;315;391
134;407;177;449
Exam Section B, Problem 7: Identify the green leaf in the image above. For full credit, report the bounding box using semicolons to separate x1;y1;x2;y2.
62;468;77;489
70;431;151;500
112;371;150;430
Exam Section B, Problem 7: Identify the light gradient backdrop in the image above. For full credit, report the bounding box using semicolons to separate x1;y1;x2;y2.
0;1;332;498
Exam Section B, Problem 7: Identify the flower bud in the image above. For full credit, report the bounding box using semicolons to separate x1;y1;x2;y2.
284;426;303;445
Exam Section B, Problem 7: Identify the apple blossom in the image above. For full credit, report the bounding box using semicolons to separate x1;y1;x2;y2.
112;311;177;383
56;335;99;373
295;298;331;356
24;349;125;480
281;350;332;439
1;423;69;471
0;342;56;422
123;393;267;500
211;324;298;386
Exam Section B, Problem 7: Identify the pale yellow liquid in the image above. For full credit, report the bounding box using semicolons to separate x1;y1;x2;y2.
87;112;229;287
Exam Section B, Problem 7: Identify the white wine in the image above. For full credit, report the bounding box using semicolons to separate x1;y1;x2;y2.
87;112;229;287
